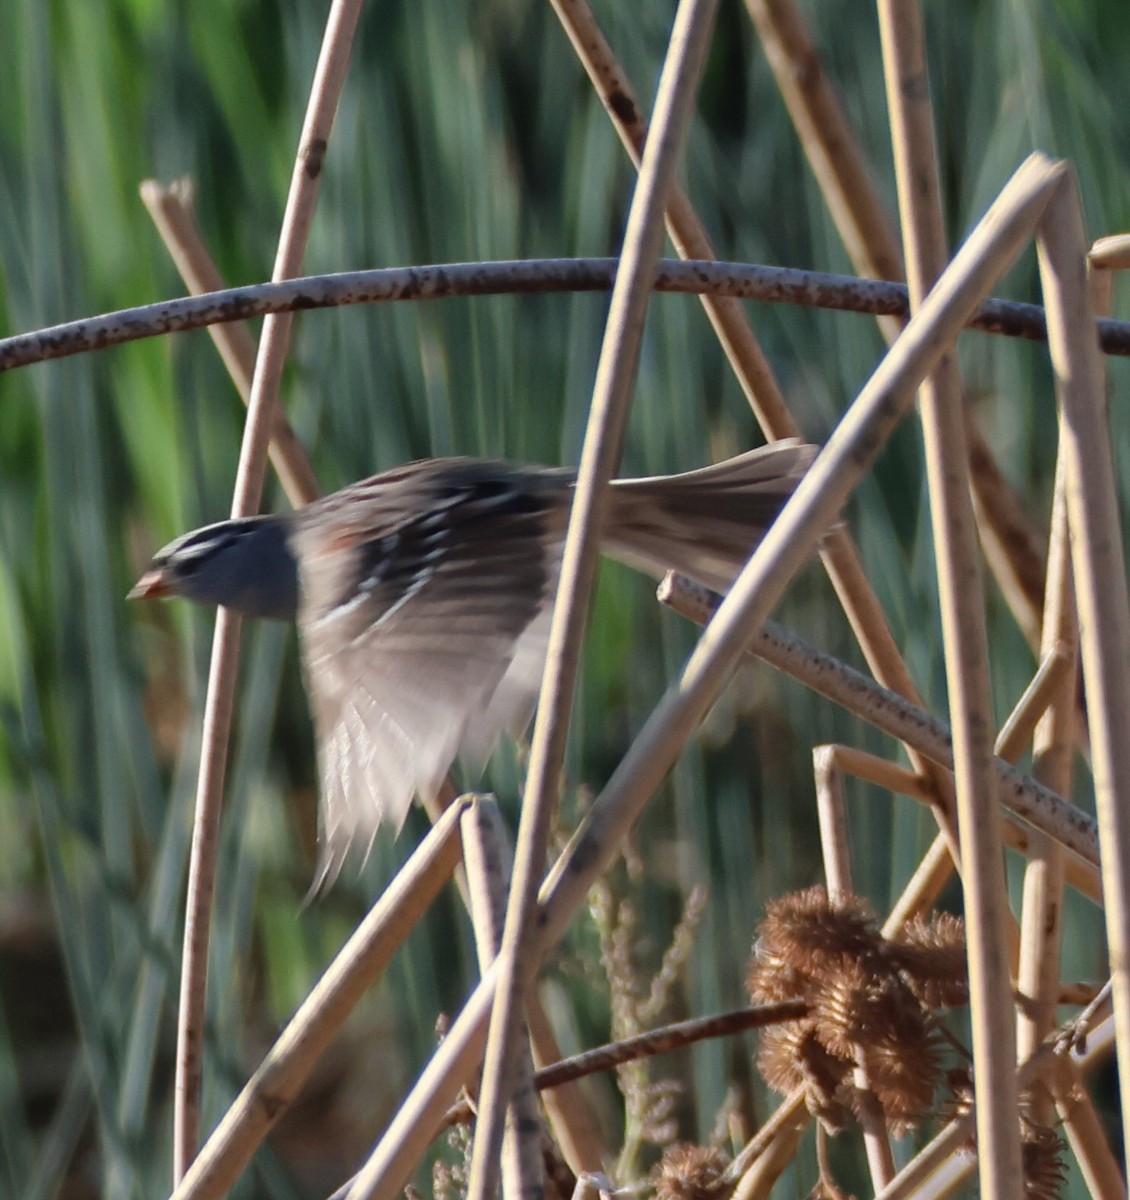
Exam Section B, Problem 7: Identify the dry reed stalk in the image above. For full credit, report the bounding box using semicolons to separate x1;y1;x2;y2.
1015;418;1077;1116
344;161;1069;1197
1037;175;1130;1178
548;0;797;435
1089;233;1130;272
1048;1055;1126;1200
746;0;1048;652
813;748;851;899
138;180;321;507
742;0;903;293
725;1090;808;1199
817;744;932;801
548;0;967;886
173;0;363;1176
872;1043;1066;1200
885;835;955;932
993;644;1075;763
5;259;1130;370
167;797;468;1200
878;8;1022;1193
460;800;546;1200
469;4;722;1195
659;577;1101;880
525;1001;607;1175
420;793;608;1176
814;755;897;1188
444;1001;809;1128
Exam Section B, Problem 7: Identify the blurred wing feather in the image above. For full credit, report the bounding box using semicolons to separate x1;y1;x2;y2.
291;461;563;886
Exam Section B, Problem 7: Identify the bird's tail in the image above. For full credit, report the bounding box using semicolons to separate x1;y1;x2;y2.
604;439;817;592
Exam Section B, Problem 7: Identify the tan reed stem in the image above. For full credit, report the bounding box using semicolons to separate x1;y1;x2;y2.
138;180;321;507
172;1;362;1176
993;644;1075;763
1015;423;1077;1124
879;8;1022;1192
461;800;546;1200
168;797;468;1200
819;744;931;800
658;578;1100;880
548;0;966;887
814;749;896;1188
468;3;721;1196
1049;1055;1126;1199
1038;173;1130;1178
345;155;1068;1200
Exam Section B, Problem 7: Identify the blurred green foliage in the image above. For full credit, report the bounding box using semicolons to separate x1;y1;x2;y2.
0;1;1128;1196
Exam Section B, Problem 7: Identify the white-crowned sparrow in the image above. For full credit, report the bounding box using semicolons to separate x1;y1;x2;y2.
131;443;813;883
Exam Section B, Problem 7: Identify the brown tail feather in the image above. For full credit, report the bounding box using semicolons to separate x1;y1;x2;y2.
603;440;816;592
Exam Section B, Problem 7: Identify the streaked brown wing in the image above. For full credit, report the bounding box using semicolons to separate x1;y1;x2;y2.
290;462;564;887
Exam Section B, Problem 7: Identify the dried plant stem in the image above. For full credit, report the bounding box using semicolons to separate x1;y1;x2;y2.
168;797;468;1200
469;4;721;1196
138;179;321;507
884;834;955;932
172;0;362;1179
461;800;546;1200
879;9;1021;1194
993;643;1074;763
445;1002;808;1128
525;1002;608;1175
1038;173;1130;1176
743;0;904;297
814;747;852;897
747;0;1047;653
1049;1055;1126;1200
815;750;896;1188
551;0;962;894
6;259;1130;372
658;577;1100;879
818;744;931;800
1016;452;1076;1104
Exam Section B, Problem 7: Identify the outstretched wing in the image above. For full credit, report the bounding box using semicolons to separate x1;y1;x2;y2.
289;461;565;888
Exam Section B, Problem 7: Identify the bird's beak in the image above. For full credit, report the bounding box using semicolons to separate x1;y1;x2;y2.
128;568;172;601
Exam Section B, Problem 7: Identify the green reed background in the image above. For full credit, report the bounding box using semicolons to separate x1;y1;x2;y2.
1;1;1128;1196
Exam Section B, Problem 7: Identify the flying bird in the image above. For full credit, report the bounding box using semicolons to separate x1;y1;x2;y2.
131;443;813;884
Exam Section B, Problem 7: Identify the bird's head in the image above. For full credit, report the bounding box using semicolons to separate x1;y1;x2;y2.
129;515;300;622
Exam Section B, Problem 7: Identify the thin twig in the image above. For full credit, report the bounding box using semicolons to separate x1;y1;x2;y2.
460;800;546;1200
469;4;722;1196
878;8;1021;1194
444;1002;808;1128
814;748;895;1187
658;576;1100;875
168;797;469;1200
138;178;321;507
1016;446;1076;1096
7;257;1129;373
173;0;362;1179
993;644;1075;763
1038;172;1130;1180
1048;1055;1127;1200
